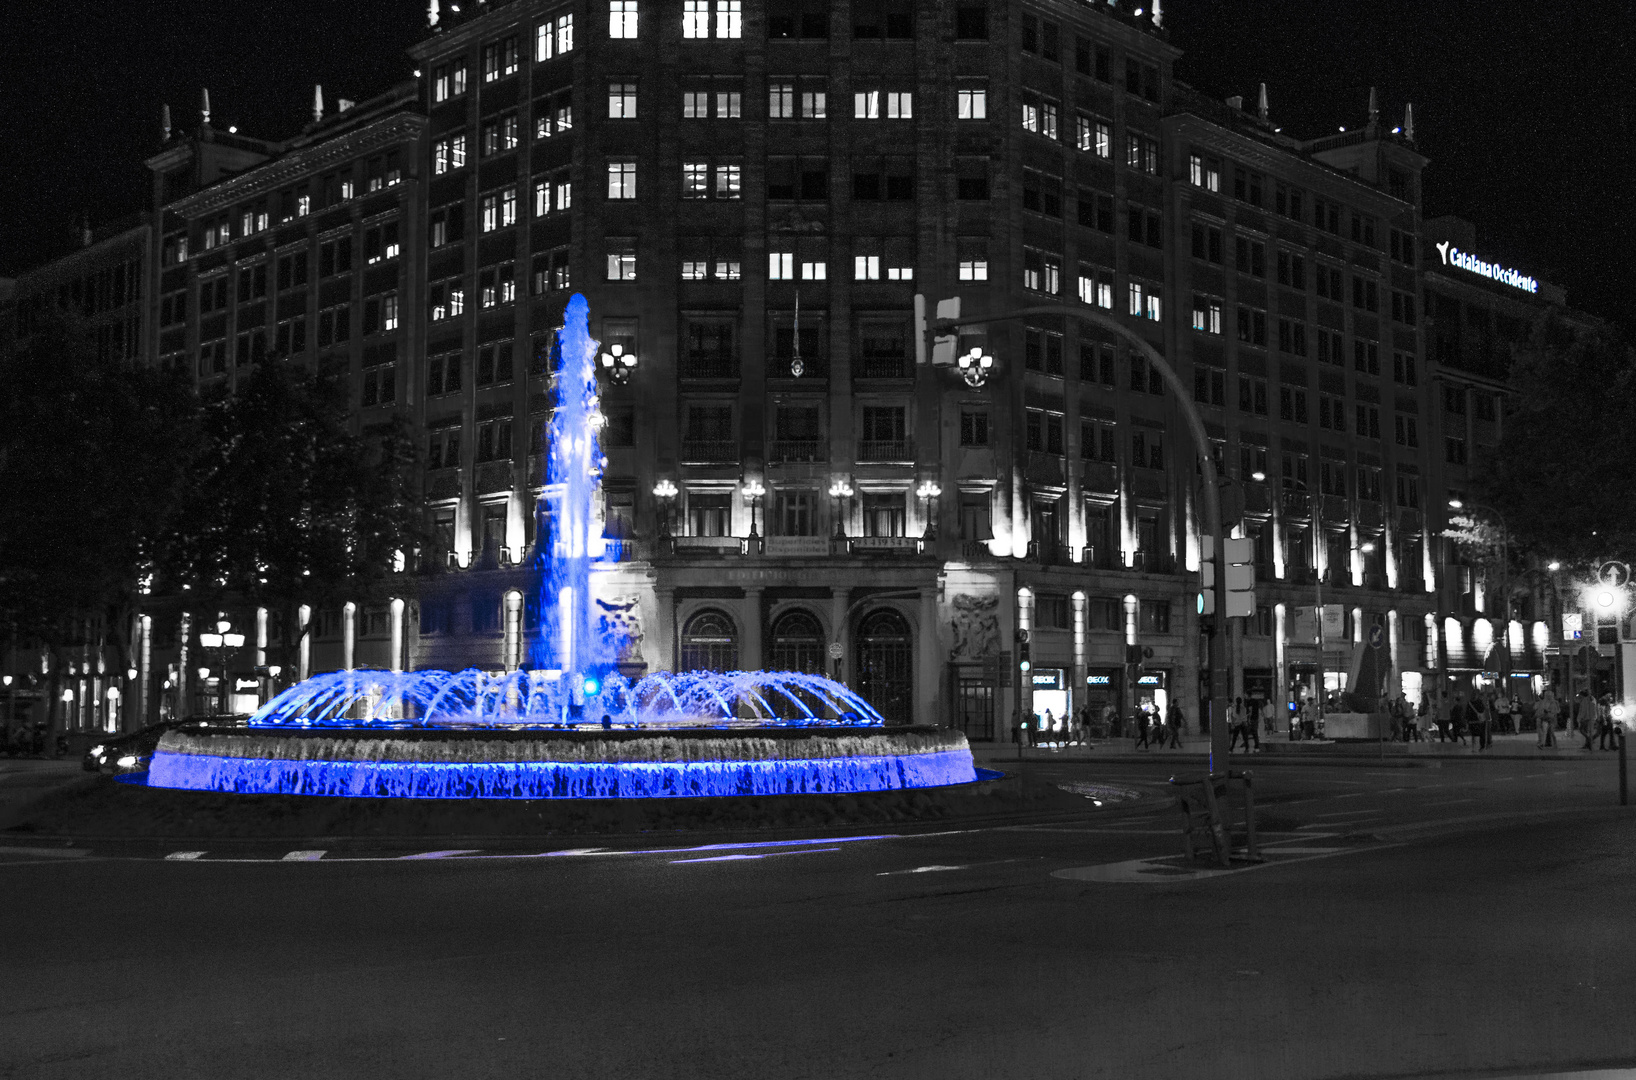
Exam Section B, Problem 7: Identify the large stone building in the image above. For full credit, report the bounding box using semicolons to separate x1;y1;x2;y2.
1;0;1607;737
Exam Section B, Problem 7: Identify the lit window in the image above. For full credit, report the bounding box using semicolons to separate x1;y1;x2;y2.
769;252;795;280
715;0;741;38
534;180;550;216
683;90;709;118
802;87;826;118
608;82;637;118
607;160;637;199
715;88;741;118
683;0;708;37
537;15;573;60
607;239;637;281
481;193;498;232
854;90;880;119
1020;94;1039;133
885;92;912;119
769;81;794;119
1128;281;1144;317
682;258;708;281
555;178;573;210
610;0;638;38
714;163;741;198
854;255;880;281
957;88;986;120
959;258;988;282
683;162;708;197
1040;101;1058;140
501;185;517;227
1191;296;1222;334
801;259;826;280
382;292;399;331
1146;292;1162;321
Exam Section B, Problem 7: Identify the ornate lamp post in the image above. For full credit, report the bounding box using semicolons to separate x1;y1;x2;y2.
828;477;855;538
198;616;246;716
956;346;995;388
916;479;942;540
597;342;638;385
741;477;766;538
652;478;679;538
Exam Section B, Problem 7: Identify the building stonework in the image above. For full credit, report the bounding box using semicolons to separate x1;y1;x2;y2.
2;0;1607;738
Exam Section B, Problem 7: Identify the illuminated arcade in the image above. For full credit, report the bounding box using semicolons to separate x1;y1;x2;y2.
148;295;977;799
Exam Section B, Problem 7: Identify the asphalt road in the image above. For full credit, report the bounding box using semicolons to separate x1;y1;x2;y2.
2;756;1633;1080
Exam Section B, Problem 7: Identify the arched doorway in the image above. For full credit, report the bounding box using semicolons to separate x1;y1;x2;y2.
856;608;913;725
769;610;824;674
680;609;738;672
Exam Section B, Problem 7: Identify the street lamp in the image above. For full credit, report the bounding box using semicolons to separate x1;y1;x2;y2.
916;479;942;539
198;616;246;716
828;477;855;538
652;478;679;538
741;477;766;538
597;342;638;384
956;346;995;388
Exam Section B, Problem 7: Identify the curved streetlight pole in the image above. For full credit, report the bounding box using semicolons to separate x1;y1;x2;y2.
929;304;1233;772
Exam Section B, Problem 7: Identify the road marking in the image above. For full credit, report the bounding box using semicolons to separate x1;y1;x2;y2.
1053;841;1403;883
877;865;969;876
671;847;839;864
397;850;482;860
1314;808;1384;818
281;850;327;861
1422;798;1476;807
0;846;90;859
1334;792;1365;799
165;851;205;861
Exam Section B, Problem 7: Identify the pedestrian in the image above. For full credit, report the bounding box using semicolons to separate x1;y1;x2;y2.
1227;696;1247;751
1463;693;1487;750
1536;689;1559;749
1508;694;1523;737
1244;697;1261;751
1133;705;1151;750
1301;698;1319;741
1436;690;1455;743
1103;702;1119;739
1165;702;1184;748
1575;691;1598;751
1598;696;1617;751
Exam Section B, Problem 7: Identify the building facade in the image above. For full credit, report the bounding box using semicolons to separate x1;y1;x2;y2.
2;0;1606;737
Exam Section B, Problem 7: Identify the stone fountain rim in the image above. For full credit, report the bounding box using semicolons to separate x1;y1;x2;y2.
193;723;955;742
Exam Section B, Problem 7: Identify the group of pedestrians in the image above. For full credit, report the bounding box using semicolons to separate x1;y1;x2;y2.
1132;701;1185;750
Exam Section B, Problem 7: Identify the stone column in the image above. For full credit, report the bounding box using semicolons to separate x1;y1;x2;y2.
138;614;152;730
916;585;941;727
653;587;676;672
742;587;764;672
1071;591;1088;722
831;587;852;687
298;605;312;682
342;602;357;671
391;597;406;673
255;607;268;669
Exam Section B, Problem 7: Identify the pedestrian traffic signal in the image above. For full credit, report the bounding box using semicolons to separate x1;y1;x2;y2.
1224;536;1255;618
1199;554;1216;616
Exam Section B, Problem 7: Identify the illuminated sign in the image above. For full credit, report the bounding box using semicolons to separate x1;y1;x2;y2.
1137;673;1165;687
1032;669;1064;689
1435;241;1538;294
1086;674;1112;686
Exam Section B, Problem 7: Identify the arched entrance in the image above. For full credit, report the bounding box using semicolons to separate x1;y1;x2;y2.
769;610;824;674
680;609;738;672
856;608;913;725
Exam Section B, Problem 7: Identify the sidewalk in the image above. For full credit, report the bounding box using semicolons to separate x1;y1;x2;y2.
970;729;1627;766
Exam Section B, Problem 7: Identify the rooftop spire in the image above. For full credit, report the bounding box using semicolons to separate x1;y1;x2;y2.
1405;102;1415;141
201;87;211;126
1368;86;1379;126
313;84;324;124
1151;0;1162;27
428;0;440;27
161;102;172;141
1257;82;1268;122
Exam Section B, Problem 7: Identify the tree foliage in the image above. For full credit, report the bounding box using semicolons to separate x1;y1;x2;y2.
1475;324;1636;570
167;359;423;670
0;310;200;690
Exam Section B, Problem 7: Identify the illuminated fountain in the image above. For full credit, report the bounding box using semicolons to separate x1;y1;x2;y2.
149;295;976;799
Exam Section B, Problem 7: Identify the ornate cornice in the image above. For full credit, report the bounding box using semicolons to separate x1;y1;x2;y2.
167;113;428;218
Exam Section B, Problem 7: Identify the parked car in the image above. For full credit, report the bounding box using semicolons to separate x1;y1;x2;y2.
83;715;249;774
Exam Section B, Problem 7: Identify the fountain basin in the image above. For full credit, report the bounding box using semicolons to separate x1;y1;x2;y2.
148;726;977;799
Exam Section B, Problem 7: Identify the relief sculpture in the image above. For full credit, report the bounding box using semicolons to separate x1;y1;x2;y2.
949;593;1000;660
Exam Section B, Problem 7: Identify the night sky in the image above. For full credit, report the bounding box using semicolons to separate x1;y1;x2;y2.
3;0;1631;329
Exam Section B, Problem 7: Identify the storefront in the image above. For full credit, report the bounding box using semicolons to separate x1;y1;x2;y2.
1030;668;1069;739
1135;669;1168;719
1085;669;1122;736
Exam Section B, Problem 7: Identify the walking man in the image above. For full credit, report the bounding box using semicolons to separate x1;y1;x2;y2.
1133;705;1151;750
1536;689;1559;749
1598;695;1617;751
1576;691;1598;751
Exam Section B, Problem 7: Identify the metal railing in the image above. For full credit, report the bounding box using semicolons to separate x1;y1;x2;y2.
679;439;739;463
767;439;826;464
678;354;739;380
855;354;910;379
856;439;912;462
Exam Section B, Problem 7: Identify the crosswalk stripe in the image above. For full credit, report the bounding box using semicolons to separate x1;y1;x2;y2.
281;850;326;861
165;851;205;861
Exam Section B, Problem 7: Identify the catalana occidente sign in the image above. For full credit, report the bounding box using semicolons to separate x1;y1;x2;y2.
1435;241;1538;294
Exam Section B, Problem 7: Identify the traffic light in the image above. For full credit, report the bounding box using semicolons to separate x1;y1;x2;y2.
1199;552;1216;616
914;293;962;365
1224;536;1255;618
1016;627;1031;673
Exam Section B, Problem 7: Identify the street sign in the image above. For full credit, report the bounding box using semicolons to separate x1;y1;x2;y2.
1599;561;1630;587
1563;613;1583;641
828;642;843;660
1368;625;1385;650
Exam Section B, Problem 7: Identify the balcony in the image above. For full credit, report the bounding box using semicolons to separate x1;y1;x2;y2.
848;536;922;555
1319;494;1349;522
1363;571;1386;590
1281;490;1311;519
1025;452;1065;486
1027;540;1071;565
1132;549;1176;575
962;540;996;560
855;354;910;380
857;439;912;463
768;439;826;464
679;354;739;380
670;535;745;555
1244;484;1272;514
1357;500;1383;530
1083;544;1118;570
1287;565;1316;586
680;439;740;464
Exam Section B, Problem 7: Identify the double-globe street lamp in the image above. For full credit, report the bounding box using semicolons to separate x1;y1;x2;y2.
198;616;246;716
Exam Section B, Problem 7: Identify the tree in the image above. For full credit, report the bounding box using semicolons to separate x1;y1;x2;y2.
167;359;423;680
0;309;201;725
1475;323;1636;571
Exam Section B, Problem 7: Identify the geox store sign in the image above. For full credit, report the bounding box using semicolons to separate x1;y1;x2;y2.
1435;241;1538;295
